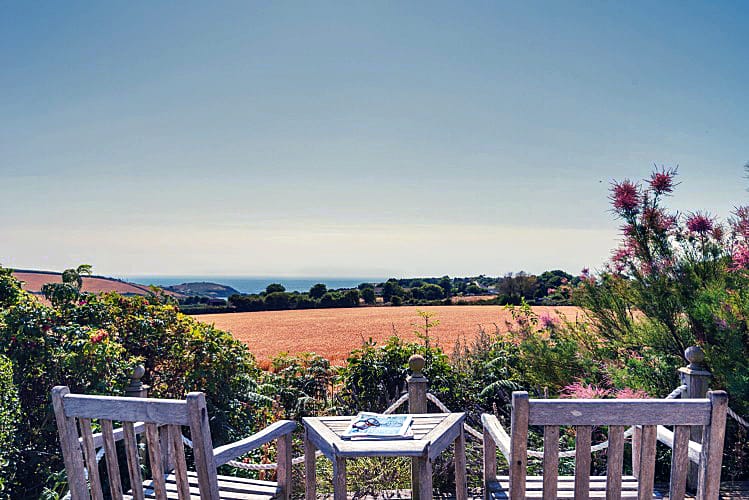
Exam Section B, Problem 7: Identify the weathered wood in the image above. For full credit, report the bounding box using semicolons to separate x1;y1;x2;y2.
159;425;174;473
637;425;657;500
304;428;317;500
606;425;624;500
427;413;464;460
455;426;467;500
669;425;691;500
213;420;296;466
302;417;339;458
417;456;433;500
656;424;702;463
52;387;89;500
123;421;145;500
483;423;498;494
574;426;592;500
186;392;220;499
86;421;146;450
493;475;640;499
168;424;190;500
332;456;347;500
63;394;190;425
509;392;529;500
101;419;124;499
276;431;292;500
409;358;428;500
78;418;104;500
527;399;711;426
145;423;168;500
482;413;511;461
698;391;728;500
631;426;641;480
542;426;559;500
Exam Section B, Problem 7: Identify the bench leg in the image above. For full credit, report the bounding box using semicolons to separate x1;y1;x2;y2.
418;457;433;500
455;427;467;500
304;430;316;500
333;456;346;500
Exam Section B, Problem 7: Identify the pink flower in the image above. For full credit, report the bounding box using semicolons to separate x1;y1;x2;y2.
648;167;677;195
614;388;649;399
686;212;714;234
547;287;556;294
642;207;676;233
562;382;611;399
731;206;749;238
610;180;640;213
539;314;559;329
730;244;749;271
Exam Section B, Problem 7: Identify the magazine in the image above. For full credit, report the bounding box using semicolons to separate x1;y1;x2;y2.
341;412;414;440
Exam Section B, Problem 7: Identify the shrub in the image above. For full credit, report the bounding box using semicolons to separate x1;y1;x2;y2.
0;354;20;497
0;265;266;497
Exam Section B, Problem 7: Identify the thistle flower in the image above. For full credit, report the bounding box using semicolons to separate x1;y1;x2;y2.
610;180;640;213
539;314;558;330
686;212;714;234
648;167;677;195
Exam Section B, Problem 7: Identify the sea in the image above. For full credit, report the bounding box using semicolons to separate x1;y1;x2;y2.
123;276;384;295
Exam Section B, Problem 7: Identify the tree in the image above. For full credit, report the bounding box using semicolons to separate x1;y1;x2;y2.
361;287;376;305
309;283;327;299
342;289;360;307
438;276;452;298
390;295;402;306
264;292;291;310
62;264;93;290
265;283;286;294
382;279;404;302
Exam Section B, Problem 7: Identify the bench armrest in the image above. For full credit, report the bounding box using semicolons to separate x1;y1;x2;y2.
482;413;511;462
213;420;297;466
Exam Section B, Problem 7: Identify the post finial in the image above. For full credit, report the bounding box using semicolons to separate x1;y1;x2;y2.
408;354;425;375
126;364;149;397
684;345;705;370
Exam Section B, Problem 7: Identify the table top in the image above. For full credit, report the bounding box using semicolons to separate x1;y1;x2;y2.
303;413;465;459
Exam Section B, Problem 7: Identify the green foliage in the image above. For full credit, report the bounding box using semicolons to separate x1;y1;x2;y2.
308;283;327;299
0;265;266;498
0;355;20;497
361;287;376;304
265;283;286;294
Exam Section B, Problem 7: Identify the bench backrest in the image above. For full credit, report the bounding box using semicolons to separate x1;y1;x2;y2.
509;390;728;500
52;386;220;500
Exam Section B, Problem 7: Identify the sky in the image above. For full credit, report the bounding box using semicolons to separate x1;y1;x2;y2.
1;1;748;278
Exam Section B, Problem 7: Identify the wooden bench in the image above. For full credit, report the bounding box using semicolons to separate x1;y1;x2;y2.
52;386;296;500
482;391;728;500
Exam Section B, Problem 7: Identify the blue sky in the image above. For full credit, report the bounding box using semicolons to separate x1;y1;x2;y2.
2;1;748;277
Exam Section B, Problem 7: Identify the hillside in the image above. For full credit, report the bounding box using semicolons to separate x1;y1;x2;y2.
164;281;240;298
12;270;185;298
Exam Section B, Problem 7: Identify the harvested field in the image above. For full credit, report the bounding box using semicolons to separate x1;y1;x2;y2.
13;271;185;298
196;305;583;367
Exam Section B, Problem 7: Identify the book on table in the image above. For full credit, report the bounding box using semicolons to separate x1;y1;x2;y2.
341;412;414;440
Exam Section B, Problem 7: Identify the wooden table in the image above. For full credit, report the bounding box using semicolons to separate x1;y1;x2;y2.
302;413;467;500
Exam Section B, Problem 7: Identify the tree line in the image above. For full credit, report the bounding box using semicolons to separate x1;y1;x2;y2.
222;270;580;313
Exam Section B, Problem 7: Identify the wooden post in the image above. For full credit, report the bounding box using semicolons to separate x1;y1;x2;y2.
408;354;429;499
125;365;151;469
678;346;711;491
125;364;149;398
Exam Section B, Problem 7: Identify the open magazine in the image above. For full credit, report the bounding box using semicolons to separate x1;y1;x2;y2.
341;412;414;440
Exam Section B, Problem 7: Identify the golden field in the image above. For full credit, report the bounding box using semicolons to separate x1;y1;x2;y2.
196;305;583;367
